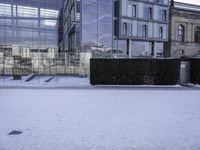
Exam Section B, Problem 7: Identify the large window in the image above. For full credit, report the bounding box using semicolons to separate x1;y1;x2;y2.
195;26;200;44
178;25;185;42
81;0;113;52
0;1;61;49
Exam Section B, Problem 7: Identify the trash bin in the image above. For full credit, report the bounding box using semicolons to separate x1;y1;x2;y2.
180;60;190;85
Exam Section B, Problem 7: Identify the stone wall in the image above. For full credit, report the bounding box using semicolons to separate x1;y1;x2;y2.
164;8;200;57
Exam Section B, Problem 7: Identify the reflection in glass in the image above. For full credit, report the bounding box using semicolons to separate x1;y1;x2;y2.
0;1;61;49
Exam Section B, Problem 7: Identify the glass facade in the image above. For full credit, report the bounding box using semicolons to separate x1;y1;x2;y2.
81;0;113;57
0;0;61;49
61;0;169;63
119;0;168;40
63;0;80;52
117;0;169;57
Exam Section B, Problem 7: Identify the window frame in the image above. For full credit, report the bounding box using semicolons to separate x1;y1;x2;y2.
162;10;167;21
159;27;163;39
143;25;148;37
148;7;153;20
132;5;136;17
178;25;185;42
195;26;200;44
123;22;128;36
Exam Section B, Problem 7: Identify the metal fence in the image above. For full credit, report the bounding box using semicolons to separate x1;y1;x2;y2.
0;66;89;76
0;51;89;77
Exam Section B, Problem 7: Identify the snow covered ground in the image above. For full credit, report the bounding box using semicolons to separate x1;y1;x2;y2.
0;76;90;88
0;89;200;150
1;75;200;89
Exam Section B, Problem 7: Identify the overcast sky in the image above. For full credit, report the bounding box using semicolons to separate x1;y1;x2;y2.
175;0;200;5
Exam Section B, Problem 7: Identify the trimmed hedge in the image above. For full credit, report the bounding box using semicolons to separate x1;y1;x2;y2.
190;58;200;84
90;58;180;85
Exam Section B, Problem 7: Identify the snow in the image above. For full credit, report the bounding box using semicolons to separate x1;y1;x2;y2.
0;76;90;88
0;89;200;150
0;75;195;89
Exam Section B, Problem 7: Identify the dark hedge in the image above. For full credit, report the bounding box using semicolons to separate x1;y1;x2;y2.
190;58;200;84
90;59;180;85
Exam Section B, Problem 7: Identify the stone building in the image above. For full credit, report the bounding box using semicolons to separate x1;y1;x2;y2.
164;1;200;57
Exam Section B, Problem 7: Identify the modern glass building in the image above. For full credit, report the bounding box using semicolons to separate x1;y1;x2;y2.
60;0;169;66
0;0;61;49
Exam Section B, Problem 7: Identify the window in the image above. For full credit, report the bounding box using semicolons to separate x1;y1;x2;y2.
162;10;167;21
114;1;119;17
41;20;57;27
22;47;30;58
17;5;38;18
178;25;184;42
128;5;136;17
155;0;164;4
76;1;80;13
0;3;12;17
148;8;153;19
143;25;147;37
40;8;58;18
128;5;132;17
123;23;127;35
195;26;200;44
114;20;118;36
159;27;163;38
144;7;152;19
181;50;185;55
127;23;132;36
132;5;136;17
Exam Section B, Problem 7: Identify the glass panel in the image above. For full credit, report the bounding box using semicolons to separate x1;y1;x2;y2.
0;3;12;17
0;1;61;49
40;8;58;18
132;5;136;17
82;0;98;51
41;20;57;28
18;19;38;27
17;5;38;18
128;5;132;17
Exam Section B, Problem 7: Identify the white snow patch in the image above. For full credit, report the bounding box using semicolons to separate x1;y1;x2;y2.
0;76;90;87
0;89;200;150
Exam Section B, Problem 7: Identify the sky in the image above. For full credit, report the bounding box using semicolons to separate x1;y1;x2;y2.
175;0;200;5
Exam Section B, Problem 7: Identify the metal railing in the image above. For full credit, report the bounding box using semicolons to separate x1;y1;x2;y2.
0;51;89;77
